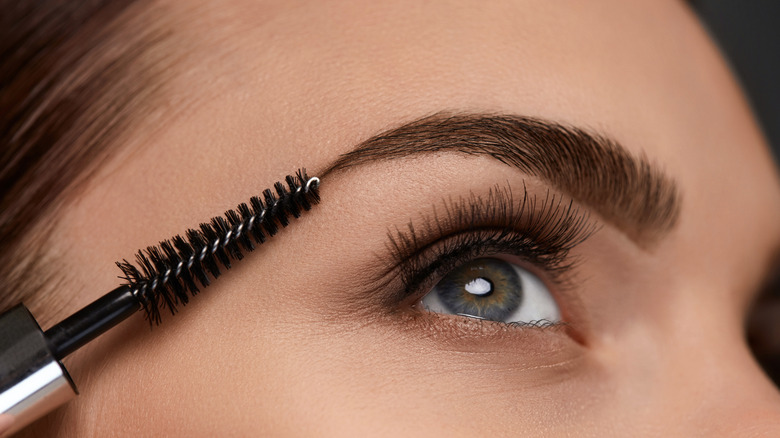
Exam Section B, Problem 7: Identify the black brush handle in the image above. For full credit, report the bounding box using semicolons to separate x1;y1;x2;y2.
44;286;140;359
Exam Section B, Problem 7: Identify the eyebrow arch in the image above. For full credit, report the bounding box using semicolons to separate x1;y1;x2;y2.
320;113;681;246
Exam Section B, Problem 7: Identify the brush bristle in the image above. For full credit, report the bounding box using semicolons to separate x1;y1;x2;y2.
116;169;321;325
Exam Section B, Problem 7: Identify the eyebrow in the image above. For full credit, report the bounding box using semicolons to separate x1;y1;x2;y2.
321;113;681;245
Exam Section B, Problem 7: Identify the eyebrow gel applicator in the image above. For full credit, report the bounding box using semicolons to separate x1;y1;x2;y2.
0;170;320;436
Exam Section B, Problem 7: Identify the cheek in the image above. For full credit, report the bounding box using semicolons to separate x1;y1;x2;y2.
186;316;596;436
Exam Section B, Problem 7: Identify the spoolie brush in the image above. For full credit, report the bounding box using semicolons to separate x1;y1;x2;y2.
115;169;320;326
0;169;321;436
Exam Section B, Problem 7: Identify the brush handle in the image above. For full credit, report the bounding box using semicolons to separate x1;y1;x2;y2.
45;286;140;360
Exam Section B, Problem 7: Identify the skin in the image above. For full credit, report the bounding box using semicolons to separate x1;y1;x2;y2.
19;0;780;436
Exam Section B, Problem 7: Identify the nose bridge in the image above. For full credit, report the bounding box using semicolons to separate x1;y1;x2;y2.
658;298;780;435
687;346;780;434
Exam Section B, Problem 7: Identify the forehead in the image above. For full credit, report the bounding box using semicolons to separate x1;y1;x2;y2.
177;0;770;166
182;7;780;197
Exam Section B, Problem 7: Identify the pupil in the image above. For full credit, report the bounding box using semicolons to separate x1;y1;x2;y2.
465;277;493;296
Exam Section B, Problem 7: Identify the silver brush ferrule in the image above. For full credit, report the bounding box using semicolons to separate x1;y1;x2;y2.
0;305;77;436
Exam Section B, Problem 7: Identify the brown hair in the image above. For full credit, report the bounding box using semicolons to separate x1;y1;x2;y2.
0;0;174;325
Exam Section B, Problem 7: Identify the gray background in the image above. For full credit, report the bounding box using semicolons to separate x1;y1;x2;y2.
691;1;780;160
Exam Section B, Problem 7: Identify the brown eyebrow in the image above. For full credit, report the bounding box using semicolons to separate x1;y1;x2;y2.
321;113;681;246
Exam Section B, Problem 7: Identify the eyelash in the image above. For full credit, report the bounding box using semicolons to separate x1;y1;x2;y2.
383;183;598;309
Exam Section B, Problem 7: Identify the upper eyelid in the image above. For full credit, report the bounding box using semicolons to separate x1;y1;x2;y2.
385;182;596;262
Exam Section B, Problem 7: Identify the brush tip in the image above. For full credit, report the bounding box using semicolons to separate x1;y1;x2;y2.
117;168;320;325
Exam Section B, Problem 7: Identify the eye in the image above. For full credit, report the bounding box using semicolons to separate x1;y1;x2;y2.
420;257;561;324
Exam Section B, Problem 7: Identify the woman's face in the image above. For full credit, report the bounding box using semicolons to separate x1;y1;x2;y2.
45;0;780;436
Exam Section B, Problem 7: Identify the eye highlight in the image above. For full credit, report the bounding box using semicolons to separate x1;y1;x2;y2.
420;257;561;324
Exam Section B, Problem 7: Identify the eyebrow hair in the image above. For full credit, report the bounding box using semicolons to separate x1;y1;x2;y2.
321;113;681;245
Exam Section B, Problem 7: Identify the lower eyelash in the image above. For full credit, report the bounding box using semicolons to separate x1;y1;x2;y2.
393;306;582;352
382;182;598;304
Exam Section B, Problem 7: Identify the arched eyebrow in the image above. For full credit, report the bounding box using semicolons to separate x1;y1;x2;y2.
321;113;681;247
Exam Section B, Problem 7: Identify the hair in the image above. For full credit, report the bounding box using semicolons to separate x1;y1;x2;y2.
0;0;175;326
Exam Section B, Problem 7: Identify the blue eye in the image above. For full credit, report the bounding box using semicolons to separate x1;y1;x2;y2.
420;257;561;324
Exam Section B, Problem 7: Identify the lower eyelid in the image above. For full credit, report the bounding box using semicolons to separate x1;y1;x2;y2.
390;308;585;356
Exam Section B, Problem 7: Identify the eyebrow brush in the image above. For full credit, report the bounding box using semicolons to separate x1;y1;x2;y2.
0;169;320;436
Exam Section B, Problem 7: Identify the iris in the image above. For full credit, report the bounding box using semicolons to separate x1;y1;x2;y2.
430;258;523;320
